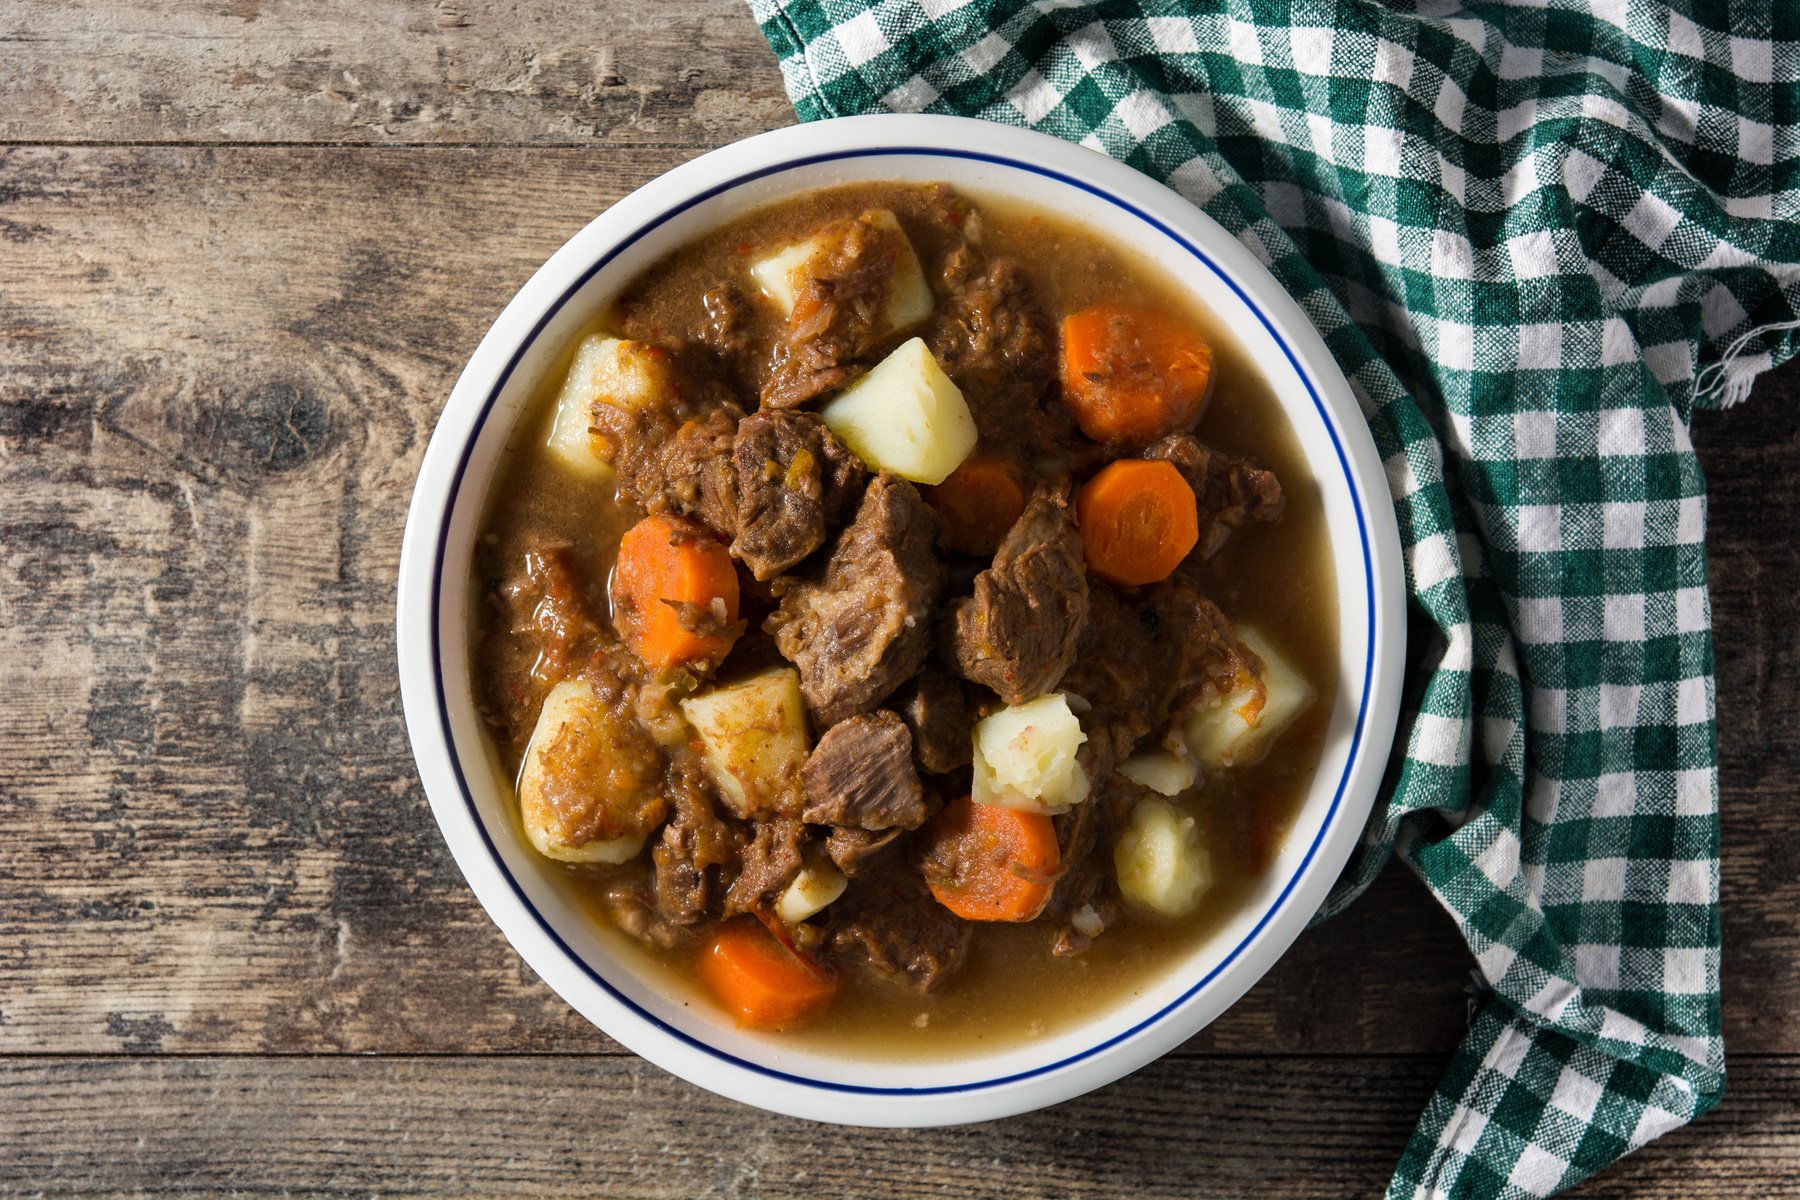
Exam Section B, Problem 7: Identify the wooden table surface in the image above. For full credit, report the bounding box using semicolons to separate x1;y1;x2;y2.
2;3;1796;1195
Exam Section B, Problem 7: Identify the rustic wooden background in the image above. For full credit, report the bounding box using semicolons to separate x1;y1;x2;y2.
2;2;1796;1195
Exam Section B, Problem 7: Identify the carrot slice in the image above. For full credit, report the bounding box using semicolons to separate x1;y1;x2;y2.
1060;303;1215;445
610;513;741;673
1076;458;1199;587
921;795;1060;922
697;918;839;1029
926;455;1028;556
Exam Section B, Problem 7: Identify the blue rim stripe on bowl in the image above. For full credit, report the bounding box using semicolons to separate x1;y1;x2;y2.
430;146;1376;1096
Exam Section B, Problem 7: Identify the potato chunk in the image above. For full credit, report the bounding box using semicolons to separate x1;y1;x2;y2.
818;338;977;484
517;677;666;864
1118;746;1199;797
544;334;678;478
1114;796;1212;917
678;667;812;820
1181;626;1316;768
775;861;849;925
747;208;933;335
971;692;1090;814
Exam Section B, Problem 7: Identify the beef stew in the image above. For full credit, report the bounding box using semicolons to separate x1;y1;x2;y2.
472;181;1336;1051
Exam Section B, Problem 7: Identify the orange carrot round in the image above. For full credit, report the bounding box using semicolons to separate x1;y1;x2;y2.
1060;303;1215;445
926;455;1028;556
697;918;839;1029
921;795;1060;923
1076;459;1199;587
611;513;741;673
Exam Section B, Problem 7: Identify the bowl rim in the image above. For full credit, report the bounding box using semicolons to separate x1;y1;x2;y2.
397;113;1406;1126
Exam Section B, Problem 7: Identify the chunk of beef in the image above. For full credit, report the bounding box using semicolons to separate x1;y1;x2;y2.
830;865;970;992
722;817;807;915
894;668;972;774
597;869;702;951
767;473;944;727
1043;776;1133;956
802;710;927;830
947;485;1089;705
586;342;745;538
651;764;735;925
699;284;752;357
486;546;603;753
1061;579;1250;778
501;546;601;690
761;210;910;410
730;410;867;581
1145;433;1285;559
1152;579;1256;718
928;253;1055;446
825;826;905;878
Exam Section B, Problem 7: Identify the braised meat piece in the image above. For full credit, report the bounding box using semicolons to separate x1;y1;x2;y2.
731;410;867;581
802;710;928;831
694;282;762;392
1145;433;1284;559
761;210;912;410
1153;580;1255;717
1061;578;1249;778
597;868;701;951
651;765;736;925
1043;776;1134;956
947;485;1089;705
829;865;970;992
500;546;601;689
698;284;753;358
597;401;743;539
486;545;603;751
586;341;744;538
928;250;1055;445
825;826;906;878
893;668;971;774
722;817;807;915
767;473;944;727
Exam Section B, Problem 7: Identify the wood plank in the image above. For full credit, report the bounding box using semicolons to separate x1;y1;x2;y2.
1;146;1795;1061
0;0;789;146
1691;388;1800;1057
0;1054;1793;1197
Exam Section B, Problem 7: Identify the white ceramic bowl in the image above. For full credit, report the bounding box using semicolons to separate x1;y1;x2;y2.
396;114;1405;1127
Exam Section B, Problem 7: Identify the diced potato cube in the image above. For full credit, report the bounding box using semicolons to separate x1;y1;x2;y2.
818;338;977;485
1119;746;1198;797
971;693;1090;814
517;678;664;864
1181;626;1317;769
747;239;815;317
775;862;848;925
544;334;677;478
678;667;812;820
747;208;933;335
1114;796;1213;917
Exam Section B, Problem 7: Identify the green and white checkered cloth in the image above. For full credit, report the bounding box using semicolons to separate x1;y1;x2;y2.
747;0;1800;1194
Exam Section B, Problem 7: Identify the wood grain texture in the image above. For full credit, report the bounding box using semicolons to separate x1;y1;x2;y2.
1;0;790;146
1;1054;1795;1198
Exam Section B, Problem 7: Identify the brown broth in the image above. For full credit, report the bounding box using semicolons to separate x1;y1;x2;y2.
470;181;1337;1057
